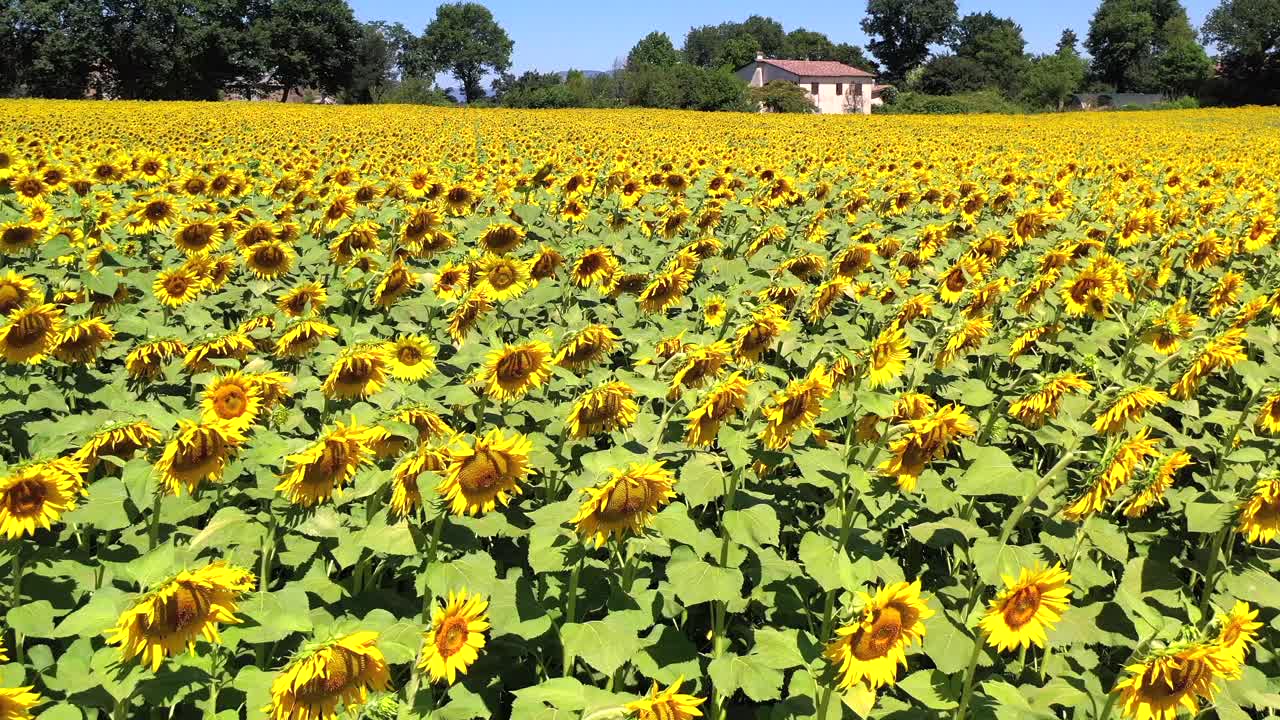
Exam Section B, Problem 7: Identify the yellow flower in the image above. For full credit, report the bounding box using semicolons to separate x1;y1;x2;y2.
1213;601;1262;666
1064;428;1161;520
478;222;525;254
935;315;992;368
275;318;339;358
265;632;389;720
825;580;933;690
703;295;727;326
276;281;328;317
126;338;188;379
879;403;977;491
1237;476;1280;544
625;676;706;720
432;261;471;301
372;261;419;307
760;363;834;450
153;265;208;307
479;340;552;401
566;381;638;438
242;240;295;279
183;332;254;373
384;335;437;382
571;247;618;287
1008;372;1092;428
106;562;254;671
732;305;789;363
75;419;163;468
684;371;751;447
639;266;694;313
1112;643;1235;720
0;302;62;364
978;564;1072;653
1255;392;1280;434
201;371;263;430
1093;386;1168;435
437;428;532;516
418;590;491;684
554;324;619;370
1121;450;1190;518
0;459;83;538
1170;329;1246;400
0;686;41;719
867;324;910;389
390;443;448;517
669;341;731;397
276;421;375;507
1008;322;1060;361
155;420;246;496
475;254;530;301
50;317;114;364
322;344;391;400
0;271;39;315
447;289;493;344
572;462;676;547
172;218;223;255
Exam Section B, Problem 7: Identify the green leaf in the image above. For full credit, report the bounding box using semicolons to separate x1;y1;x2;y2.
63;476;133;531
722;504;780;549
898;669;960;710
6;600;56;638
678;453;726;508
561;610;649;675
708;651;785;702
1185;501;1235;534
958;443;1034;497
971;540;1045;586
240;586;312;643
982;680;1056;719
665;548;743;607
924;614;977;675
188;506;254;551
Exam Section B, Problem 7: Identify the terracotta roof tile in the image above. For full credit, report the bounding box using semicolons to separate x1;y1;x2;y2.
758;58;875;78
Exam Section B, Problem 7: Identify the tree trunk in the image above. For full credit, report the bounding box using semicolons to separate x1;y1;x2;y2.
280;84;292;103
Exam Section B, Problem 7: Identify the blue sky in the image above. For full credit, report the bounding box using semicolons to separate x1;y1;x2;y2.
351;0;1218;75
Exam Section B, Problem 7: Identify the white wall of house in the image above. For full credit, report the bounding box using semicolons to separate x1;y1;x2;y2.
735;61;875;115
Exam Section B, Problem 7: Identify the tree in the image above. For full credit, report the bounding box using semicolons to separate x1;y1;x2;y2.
718;34;761;70
1085;0;1200;92
344;22;396;103
418;2;513;103
862;0;959;82
1056;29;1080;55
781;28;835;60
253;0;361;101
948;12;1029;96
832;43;880;74
627;31;680;70
4;0;105;98
1023;51;1087;109
1202;0;1280;101
918;54;989;94
682;16;785;68
1155;36;1212;97
749;79;817;112
741;15;786;56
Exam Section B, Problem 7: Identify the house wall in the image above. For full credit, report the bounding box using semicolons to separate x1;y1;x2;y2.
736;62;875;115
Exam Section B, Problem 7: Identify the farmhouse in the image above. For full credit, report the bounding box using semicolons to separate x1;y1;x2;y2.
735;53;877;115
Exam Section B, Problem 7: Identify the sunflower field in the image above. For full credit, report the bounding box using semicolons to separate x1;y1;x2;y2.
1;101;1280;720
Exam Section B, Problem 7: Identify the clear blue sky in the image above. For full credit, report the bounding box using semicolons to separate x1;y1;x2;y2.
351;0;1218;75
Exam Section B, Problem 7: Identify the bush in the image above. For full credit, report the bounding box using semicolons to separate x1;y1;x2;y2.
917;55;991;96
749;80;817;113
875;89;1023;114
373;77;455;105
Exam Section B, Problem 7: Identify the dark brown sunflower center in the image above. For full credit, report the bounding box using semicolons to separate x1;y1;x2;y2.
436;617;469;657
600;480;650;522
0;283;22;312
144;583;207;636
295;649;364;702
496;351;534;383
484;227;519;252
577;256;603;276
447;188;471;204
337;361;375;384
6;478;47;515
398;346;423;365
1003;585;1041;629
165;275;191;296
2;226;36;247
8;314;51;349
489;265;516;288
852;606;905;661
1143;659;1206;700
173;432;222;474
1070;278;1100;303
780;393;812;423
303;441;350;487
254;246;284;267
145;202;170;221
457;452;501;492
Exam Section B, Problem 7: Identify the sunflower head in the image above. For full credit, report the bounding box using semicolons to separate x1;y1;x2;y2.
480;340;552;401
978;564;1072;653
479;222;525;255
572;462;676;547
386;335;437;382
625;676;706;720
153;266;208;307
566;382;638;439
824;580;934;691
201;371;263;430
75;419;163;468
322;344;391;400
276;421;375;507
418;590;491;684
155;419;246;496
554;324;619;370
0;459;84;539
1112;642;1235;720
476;254;530;301
0;271;39;315
437;429;533;516
0;302;63;364
265;632;389;720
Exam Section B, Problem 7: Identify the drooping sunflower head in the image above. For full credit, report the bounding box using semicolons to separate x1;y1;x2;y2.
760;363;834;450
390;443;449;516
75;419;163;468
0;271;39;315
1213;601;1262;666
639;266;694;314
669;341;731;396
275;318;340;358
0;685;41;719
480;340;552;401
48;317;113;364
867;324;910;389
153;265;208;308
201;371;263;430
1112;642;1235;720
276;421;375;508
554;324;619;370
530;245;564;280
418;590;491;685
322;344;391;400
437;429;533;516
386;335;437;382
126;338;188;380
155;419;246;496
566;381;639;439
372;261;419;308
447;289;493;344
684;371;751;447
1237;477;1280;545
479;222;525;255
0;302;63;364
1256;393;1280;435
625;676;706;720
107;561;255;671
276;281;328;317
825;580;934;691
733;304;790;362
265;632;389;720
978;564;1072;653
0;459;83;539
571;247;618;288
183;331;254;373
572;462;677;547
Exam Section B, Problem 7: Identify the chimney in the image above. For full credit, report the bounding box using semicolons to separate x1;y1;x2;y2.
756;52;764;61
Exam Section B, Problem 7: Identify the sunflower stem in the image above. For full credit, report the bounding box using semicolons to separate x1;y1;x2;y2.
206;645;222;716
1210;388;1257;492
561;550;584;676
11;551;23;663
1197;526;1230;622
952;628;985;720
147;491;163;550
996;449;1077;549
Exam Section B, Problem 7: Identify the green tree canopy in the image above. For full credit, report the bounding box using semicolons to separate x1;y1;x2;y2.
1155;36;1212;97
749;79;817;112
832;43;880;74
948;12;1029;97
1023;51;1087;109
3;0;104;98
862;0;959;82
682;15;785;68
627;31;680;70
781;29;835;60
419;1;513;103
252;0;361;102
1085;0;1199;92
1202;0;1280;100
918;54;990;95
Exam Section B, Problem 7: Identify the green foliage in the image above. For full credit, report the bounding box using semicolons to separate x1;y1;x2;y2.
627;31;681;70
418;1;512;103
875;89;1025;114
749;80;817;113
683;15;785;68
1022;51;1088;110
1154;36;1213;98
862;0;959;81
1085;0;1201;93
1202;0;1280;104
251;0;362;101
918;55;992;95
948;12;1030;97
372;77;454;105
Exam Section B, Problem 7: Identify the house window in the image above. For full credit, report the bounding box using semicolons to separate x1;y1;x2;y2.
810;83;819;94
836;83;843;95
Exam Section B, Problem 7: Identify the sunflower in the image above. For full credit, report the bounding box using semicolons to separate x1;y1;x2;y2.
733;305;790;363
1237;476;1280;544
155;420;246;496
669;341;731;398
0;271;38;315
1213;601;1262;665
276;421;375;507
126;338;188;379
479;340;552;401
320;345;391;401
372;261;418;307
1144;299;1198;355
201;372;263;430
0;459;83;538
1112;643;1234;720
247;370;293;409
760;363;834;450
183;332;254;373
275;318;339;358
127;195;179;234
1008;322;1060;361
1170;329;1246;400
1121;450;1190;518
0;686;41;719
684;371;751;447
75;420;163;468
1009;372;1093;428
1061;266;1115;317
265;632;390;720
172;218;223;255
386;335;437;381
825;580;933;691
475;254;530;301
447;289;493;344
479;222;525;255
390;443;448;516
442;183;478;215
879;404;977;491
572;462;676;547
529;245;564;280
418;590;491;684
703;295;727;326
153;266;207;307
571;247;618;288
978;564;1072;653
49;317;114;364
432;261;471;301
554;324;619;370
400;206;443;248
625;677;706;720
1092;386;1168;435
276;281;328;317
0;223;41;253
107;562;255;671
437;429;532;516
1063;429;1161;521
566;381;639;438
639;267;694;314
0;302;62;364
867;324;910;389
935;315;993;368
242;240;295;280
1255;392;1280;434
